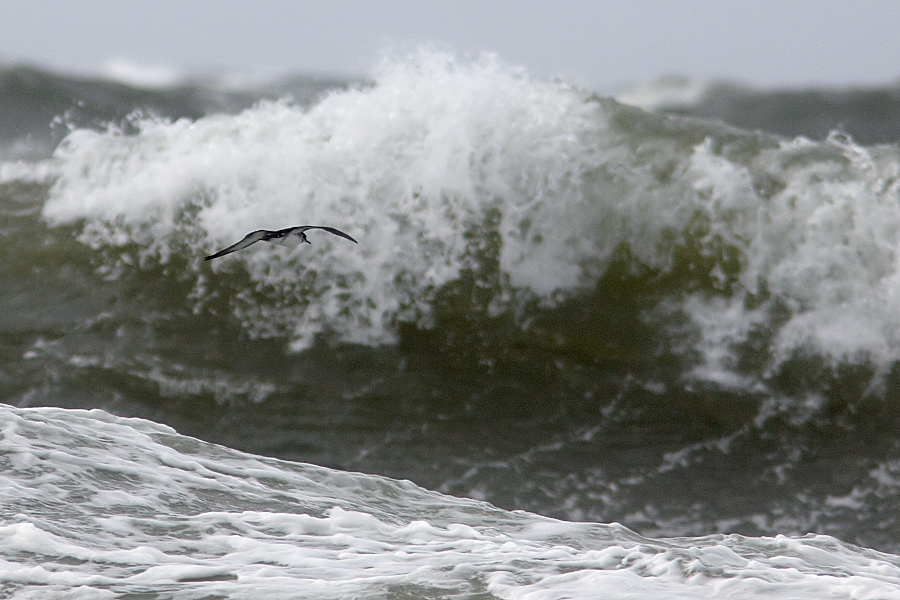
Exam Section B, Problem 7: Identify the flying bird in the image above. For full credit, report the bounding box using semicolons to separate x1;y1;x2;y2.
204;226;358;261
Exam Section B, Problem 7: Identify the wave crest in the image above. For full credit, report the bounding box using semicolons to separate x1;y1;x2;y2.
41;50;900;388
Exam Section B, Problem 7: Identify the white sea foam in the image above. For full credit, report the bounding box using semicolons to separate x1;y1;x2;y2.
38;49;900;380
680;134;900;379
0;159;56;185
614;75;714;111
101;58;189;89
2;403;900;599
100;58;294;92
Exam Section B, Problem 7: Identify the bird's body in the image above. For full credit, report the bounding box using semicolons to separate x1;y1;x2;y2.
204;226;357;261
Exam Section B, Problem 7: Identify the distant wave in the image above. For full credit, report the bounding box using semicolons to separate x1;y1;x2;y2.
617;75;900;144
0;62;352;159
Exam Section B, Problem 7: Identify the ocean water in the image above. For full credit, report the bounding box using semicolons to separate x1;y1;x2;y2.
3;50;900;597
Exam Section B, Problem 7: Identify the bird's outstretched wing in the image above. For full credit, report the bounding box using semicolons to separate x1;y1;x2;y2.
204;230;269;261
204;226;357;261
282;225;358;244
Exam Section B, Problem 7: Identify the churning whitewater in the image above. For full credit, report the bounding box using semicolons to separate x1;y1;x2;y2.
3;404;900;600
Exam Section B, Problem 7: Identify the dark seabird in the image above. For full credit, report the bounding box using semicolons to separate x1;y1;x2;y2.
204;226;357;261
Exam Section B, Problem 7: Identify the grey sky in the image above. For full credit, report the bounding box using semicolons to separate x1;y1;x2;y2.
1;0;899;92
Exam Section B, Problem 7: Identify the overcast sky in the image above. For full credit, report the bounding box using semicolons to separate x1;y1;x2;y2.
1;0;899;92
